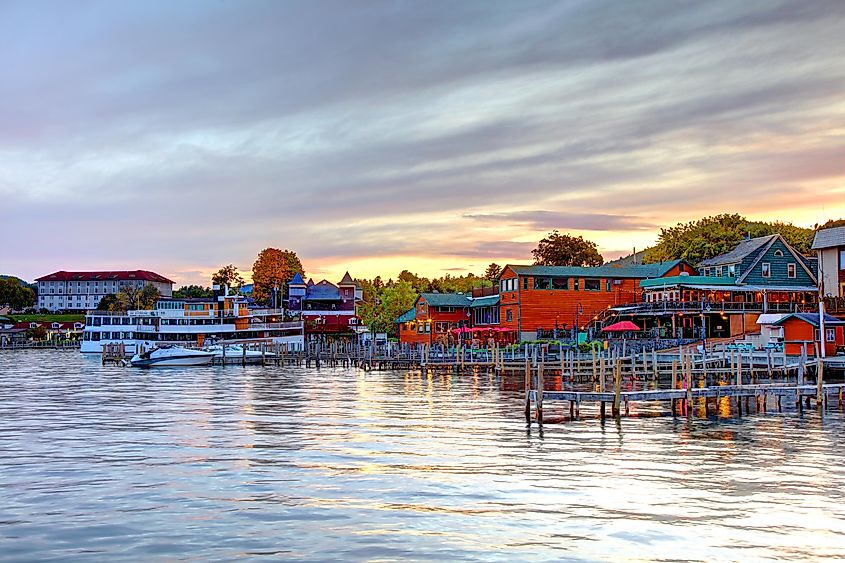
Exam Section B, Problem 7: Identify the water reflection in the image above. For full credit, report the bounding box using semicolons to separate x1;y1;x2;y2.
0;350;844;561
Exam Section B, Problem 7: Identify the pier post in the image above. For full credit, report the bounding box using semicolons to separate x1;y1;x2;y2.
536;361;544;425
524;359;532;424
816;358;824;410
685;357;693;418
612;362;621;418
671;359;678;416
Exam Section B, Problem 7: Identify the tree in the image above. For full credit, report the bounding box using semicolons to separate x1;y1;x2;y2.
484;263;502;282
211;264;245;292
115;283;160;311
0;277;35;310
358;280;417;337
96;294;120;311
26;326;48;341
532;231;604;266
643;214;815;264
251;248;304;306
816;218;845;230
173;285;213;299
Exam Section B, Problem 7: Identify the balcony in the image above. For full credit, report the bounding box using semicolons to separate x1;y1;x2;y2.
616;300;804;315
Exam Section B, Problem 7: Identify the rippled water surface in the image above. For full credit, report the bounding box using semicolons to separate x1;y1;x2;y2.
2;350;845;561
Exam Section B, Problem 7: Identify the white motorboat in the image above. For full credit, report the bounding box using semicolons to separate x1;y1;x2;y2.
130;346;215;367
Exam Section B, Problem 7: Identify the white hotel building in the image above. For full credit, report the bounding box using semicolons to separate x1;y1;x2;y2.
35;270;174;312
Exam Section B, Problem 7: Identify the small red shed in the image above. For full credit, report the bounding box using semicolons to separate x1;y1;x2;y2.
773;313;845;357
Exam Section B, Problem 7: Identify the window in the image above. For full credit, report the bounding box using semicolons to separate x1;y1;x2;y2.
826;328;836;343
787;263;796;278
523;277;529;291
840;250;845;271
506;309;513;322
761;263;771;278
552;277;569;290
533;277;552;290
728;264;736;277
606;279;612;292
573;279;580;291
774;249;784;257
715;266;723;277
703;267;711;276
583;279;601;291
434;322;448;334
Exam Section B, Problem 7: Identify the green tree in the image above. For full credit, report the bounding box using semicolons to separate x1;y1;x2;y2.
816;218;845;230
26;326;48;341
173;285;213;298
532;231;604;266
359;280;417;337
643;214;815;264
0;278;35;310
96;294;120;311
484;263;502;282
211;264;245;292
251;248;304;306
115;284;160;311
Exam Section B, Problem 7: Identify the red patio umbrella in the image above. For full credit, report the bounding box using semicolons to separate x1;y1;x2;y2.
602;320;641;332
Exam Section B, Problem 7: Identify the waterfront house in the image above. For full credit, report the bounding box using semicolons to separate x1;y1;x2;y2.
812;226;845;312
288;272;363;339
497;260;695;341
399;292;473;345
767;313;844;356
35;270;174;312
627;235;818;339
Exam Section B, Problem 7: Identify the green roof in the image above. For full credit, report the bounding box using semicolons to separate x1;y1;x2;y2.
470;295;500;308
640;275;738;288
396;308;416;323
418;293;472;307
505;260;687;280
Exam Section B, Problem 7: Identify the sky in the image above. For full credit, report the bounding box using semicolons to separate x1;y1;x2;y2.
2;0;844;286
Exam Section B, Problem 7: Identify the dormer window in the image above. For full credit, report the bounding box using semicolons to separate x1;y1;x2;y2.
774;250;784;257
52;323;60;329
29;322;37;328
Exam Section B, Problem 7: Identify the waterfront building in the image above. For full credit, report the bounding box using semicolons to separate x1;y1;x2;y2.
288;272;363;339
497;260;695;341
812;226;845;312
756;312;845;356
616;234;818;339
397;292;473;345
35;270;174;312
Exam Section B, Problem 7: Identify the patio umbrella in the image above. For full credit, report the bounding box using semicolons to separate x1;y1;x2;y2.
602;320;641;332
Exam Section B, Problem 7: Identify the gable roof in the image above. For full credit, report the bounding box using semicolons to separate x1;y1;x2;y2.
503;259;689;280
338;271;355;285
35;270;174;284
735;234;815;284
418;292;472;307
288;272;306;286
305;280;340;300
698;235;776;267
812;226;845;250
772;313;845;327
396;308;416;323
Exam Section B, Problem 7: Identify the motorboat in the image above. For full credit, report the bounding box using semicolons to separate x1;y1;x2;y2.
130;345;215;367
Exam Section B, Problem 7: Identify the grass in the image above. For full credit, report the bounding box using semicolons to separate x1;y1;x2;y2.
7;314;85;323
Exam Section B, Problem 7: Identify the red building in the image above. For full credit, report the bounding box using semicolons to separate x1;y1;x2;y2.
398;292;472;345
498;260;695;341
288;272;363;340
772;313;844;356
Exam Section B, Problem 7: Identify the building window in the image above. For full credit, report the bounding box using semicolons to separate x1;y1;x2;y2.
715;266;723;276
840;250;845;270
728;264;736;277
703;267;710;277
774;249;784;257
552;277;568;290
761;263;771;278
606;279;612;292
523;277;529;291
506;309;513;322
826;328;836;342
533;277;551;290
573;279;580;291
787;263;796;278
583;279;601;291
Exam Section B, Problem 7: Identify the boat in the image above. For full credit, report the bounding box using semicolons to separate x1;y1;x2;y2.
130;345;215;367
81;285;305;356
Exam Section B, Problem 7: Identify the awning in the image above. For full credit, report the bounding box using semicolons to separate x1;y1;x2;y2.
602;320;642;332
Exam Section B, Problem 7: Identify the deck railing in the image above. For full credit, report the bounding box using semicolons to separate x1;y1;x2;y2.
615;300;803;314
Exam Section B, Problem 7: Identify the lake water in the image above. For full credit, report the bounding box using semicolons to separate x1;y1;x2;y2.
1;350;844;561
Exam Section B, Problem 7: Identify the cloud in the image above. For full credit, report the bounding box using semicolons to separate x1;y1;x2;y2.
464;211;657;231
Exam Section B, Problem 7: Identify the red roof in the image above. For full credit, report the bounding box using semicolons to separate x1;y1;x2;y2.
35;270;174;284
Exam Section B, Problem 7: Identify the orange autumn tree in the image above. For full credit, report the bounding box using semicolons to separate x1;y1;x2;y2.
251;248;305;307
